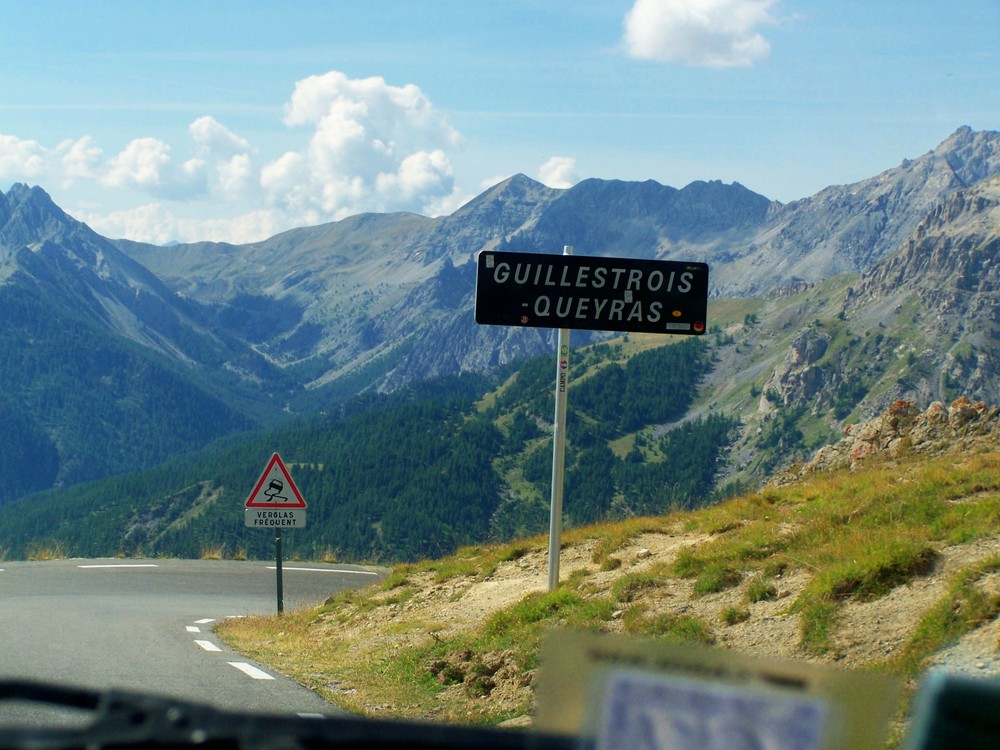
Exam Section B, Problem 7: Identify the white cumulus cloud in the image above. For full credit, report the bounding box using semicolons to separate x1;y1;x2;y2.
269;70;463;219
101;137;172;190
623;0;777;68
57;136;103;184
376;149;453;205
538;157;578;189
189;116;252;157
0;135;50;181
101;137;208;200
81;202;282;245
216;153;255;198
82;202;179;244
3;70;467;243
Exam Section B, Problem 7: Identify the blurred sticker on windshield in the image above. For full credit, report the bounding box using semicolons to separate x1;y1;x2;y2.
597;668;826;750
534;631;901;750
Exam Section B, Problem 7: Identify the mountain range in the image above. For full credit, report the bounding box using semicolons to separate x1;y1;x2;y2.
0;125;998;531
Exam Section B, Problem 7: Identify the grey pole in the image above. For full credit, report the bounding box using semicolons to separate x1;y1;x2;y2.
275;527;284;615
547;245;573;591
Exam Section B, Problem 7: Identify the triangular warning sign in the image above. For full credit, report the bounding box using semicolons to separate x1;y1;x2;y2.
245;453;306;508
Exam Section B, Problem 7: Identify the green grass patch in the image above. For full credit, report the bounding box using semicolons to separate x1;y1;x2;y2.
393;538;548;584
583;516;671;568
671;548;707;578
745;577;778;603
497;542;532;563
598;556;623;572
809;540;937;601
693;563;742;596
612;569;668;603
483;588;614;655
793;595;840;654
621;604;715;643
721;606;751;626
379;566;414;590
25;541;67;561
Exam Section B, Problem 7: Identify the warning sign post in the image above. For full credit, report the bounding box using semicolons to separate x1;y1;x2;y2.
244;452;306;614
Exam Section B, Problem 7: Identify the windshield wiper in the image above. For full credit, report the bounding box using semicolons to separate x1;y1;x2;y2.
0;680;575;750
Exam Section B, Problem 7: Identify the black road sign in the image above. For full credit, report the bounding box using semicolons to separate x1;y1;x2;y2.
475;250;708;335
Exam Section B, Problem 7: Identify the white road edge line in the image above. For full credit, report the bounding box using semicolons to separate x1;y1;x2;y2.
228;662;274;680
265;566;378;575
195;640;222;652
195;618;216;624
77;564;159;568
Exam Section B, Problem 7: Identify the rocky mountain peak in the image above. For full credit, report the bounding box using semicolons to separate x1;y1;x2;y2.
452;173;556;218
933;125;1000;187
5;181;55;204
0;183;76;250
0;183;240;367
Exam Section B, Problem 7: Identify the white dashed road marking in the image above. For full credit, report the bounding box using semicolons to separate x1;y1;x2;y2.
190;621;273;683
228;662;274;680
266;566;378;575
78;564;159;569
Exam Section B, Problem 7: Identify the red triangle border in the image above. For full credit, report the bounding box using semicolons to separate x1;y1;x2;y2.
245;453;307;508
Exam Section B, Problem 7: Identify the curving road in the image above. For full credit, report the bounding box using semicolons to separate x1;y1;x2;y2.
0;558;385;727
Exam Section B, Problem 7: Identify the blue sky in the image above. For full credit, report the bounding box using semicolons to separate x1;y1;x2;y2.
1;1;998;244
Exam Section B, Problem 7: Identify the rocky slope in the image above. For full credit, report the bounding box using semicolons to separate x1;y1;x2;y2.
774;396;1000;483
0;184;246;366
845;174;1000;402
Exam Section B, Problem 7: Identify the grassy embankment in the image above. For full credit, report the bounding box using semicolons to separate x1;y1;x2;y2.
218;446;1000;731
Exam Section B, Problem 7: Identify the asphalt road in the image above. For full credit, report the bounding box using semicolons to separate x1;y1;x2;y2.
0;558;386;728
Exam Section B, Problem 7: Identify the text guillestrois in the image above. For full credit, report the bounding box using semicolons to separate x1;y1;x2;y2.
490;260;696;295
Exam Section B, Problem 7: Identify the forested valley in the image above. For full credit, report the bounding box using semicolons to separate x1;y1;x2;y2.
0;337;737;563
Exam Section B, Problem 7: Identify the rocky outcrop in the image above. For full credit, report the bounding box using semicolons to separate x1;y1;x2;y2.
850;175;1000;311
763;328;832;406
773;397;1000;484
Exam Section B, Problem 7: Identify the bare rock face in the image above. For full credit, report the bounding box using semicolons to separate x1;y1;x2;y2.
773;397;1000;484
763;328;833;406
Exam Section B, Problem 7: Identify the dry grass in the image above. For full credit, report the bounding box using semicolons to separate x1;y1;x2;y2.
26;541;67;561
217;447;1000;734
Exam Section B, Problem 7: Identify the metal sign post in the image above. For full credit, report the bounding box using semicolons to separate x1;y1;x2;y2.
244;453;306;616
275;528;284;615
547;246;572;592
